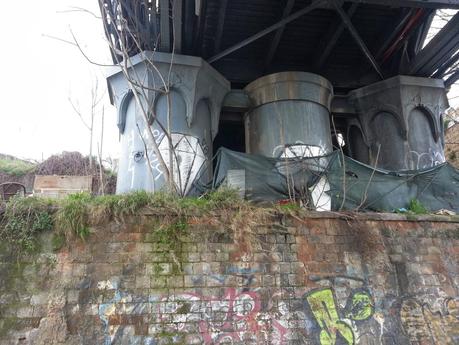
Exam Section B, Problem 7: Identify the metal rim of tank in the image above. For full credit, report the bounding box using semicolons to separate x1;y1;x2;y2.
244;71;334;111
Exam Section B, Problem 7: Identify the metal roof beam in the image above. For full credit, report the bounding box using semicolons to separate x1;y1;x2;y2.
183;0;195;53
344;0;459;9
413;10;435;54
159;0;171;51
408;12;459;75
192;0;207;55
264;0;296;69
314;3;358;70
433;51;459;78
207;0;327;64
172;0;183;53
445;70;459;88
213;0;228;54
331;0;384;79
375;9;413;58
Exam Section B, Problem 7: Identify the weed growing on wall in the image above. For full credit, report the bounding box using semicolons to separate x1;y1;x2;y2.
0;188;248;253
93;190;151;221
0;188;337;256
408;199;429;215
151;217;189;274
55;193;92;240
0;196;54;252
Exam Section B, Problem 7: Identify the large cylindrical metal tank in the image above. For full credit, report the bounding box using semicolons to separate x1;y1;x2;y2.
244;72;334;210
244;72;333;158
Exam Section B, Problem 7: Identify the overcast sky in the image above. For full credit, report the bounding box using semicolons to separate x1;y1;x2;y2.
0;0;117;161
0;2;457;161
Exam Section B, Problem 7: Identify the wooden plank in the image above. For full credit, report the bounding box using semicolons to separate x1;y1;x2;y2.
33;175;92;194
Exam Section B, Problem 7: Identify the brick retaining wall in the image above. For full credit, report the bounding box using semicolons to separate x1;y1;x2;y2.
0;212;458;344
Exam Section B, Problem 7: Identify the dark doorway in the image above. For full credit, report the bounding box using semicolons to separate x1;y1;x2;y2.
213;112;246;154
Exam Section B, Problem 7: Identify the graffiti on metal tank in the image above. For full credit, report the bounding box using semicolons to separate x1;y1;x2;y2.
136;127;166;182
305;288;374;345
272;141;327;159
400;297;459;344
157;132;207;195
406;148;445;169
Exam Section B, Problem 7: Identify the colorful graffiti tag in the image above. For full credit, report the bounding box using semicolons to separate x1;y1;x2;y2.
156;288;288;344
305;288;374;345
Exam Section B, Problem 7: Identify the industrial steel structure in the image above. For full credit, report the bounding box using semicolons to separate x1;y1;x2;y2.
99;0;459;196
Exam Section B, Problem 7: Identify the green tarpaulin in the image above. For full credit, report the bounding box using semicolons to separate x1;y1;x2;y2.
212;148;459;212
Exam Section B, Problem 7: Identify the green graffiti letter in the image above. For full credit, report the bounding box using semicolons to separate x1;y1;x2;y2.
346;291;374;321
306;288;355;345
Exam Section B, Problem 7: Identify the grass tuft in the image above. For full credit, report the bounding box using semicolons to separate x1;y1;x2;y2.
55;193;91;240
0;187;265;253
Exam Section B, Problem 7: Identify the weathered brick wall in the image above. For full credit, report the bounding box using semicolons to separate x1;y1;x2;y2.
0;212;458;344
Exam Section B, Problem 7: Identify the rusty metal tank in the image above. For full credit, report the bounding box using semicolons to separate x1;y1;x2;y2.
244;72;334;210
244;72;334;158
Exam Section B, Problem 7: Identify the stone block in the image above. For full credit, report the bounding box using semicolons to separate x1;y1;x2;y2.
150;276;167;289
16;306;34;318
136;276;151;289
166;276;184;288
30;293;48;306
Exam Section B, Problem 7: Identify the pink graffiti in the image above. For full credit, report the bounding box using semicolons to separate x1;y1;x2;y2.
157;288;288;344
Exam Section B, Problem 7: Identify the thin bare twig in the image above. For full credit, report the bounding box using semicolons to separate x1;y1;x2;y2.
57;6;102;19
355;143;381;211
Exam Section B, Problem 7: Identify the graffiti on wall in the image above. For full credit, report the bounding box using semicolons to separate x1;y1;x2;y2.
305;288;374;345
97;285;291;344
92;256;459;345
94;273;381;345
156;288;289;344
400;297;459;344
